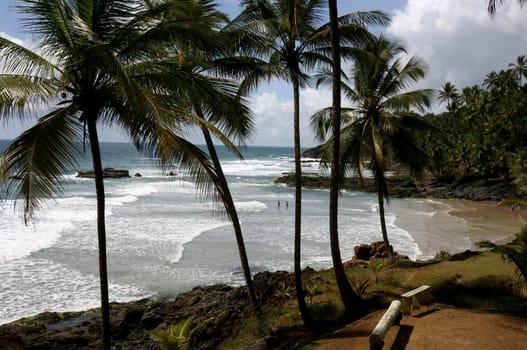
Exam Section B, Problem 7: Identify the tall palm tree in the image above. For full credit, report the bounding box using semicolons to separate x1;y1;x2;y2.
327;0;365;319
0;1;238;348
487;0;526;16
509;55;527;86
231;0;389;326
311;35;433;263
152;46;276;337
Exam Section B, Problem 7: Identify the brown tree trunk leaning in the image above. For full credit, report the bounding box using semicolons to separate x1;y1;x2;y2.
201;128;276;340
87;117;112;350
376;171;394;263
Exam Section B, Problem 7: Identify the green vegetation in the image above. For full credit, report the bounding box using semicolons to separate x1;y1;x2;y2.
218;250;526;349
435;250;452;260
479;224;527;283
369;261;387;283
147;316;212;350
420;56;527;191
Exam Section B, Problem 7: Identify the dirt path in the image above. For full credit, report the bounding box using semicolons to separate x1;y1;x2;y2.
312;305;527;350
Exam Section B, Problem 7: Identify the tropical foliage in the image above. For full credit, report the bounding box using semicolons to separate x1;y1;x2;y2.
147;316;211;350
422;55;527;196
478;224;527;283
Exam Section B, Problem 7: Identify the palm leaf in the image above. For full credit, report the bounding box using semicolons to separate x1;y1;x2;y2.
2;108;82;222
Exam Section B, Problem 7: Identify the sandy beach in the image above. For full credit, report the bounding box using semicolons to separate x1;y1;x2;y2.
391;198;526;259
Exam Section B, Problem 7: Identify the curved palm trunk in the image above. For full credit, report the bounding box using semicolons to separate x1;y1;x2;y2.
328;0;364;320
292;78;315;326
201;128;275;339
86;117;111;350
375;170;394;263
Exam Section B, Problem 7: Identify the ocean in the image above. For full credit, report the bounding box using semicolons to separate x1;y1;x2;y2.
0;140;524;325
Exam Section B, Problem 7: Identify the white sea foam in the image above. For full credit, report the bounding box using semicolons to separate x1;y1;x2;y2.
234;200;267;212
0;258;150;325
0;201;77;264
221;158;293;177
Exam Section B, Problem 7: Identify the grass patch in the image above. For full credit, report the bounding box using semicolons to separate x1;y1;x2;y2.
217;250;526;349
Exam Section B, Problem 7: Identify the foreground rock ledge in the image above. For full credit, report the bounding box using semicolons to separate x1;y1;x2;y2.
0;270;293;350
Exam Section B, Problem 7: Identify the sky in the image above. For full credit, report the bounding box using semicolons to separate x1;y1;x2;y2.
0;0;526;147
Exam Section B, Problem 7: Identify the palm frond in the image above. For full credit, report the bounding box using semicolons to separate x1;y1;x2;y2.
0;35;59;77
1;108;82;222
0;74;60;119
140;126;225;212
383;89;434;113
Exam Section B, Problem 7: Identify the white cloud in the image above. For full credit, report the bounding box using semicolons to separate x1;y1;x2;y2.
388;0;527;91
247;88;332;147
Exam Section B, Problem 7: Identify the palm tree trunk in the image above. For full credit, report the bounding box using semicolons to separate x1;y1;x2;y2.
86;117;111;350
375;171;394;263
292;77;315;326
201;128;275;340
328;0;364;319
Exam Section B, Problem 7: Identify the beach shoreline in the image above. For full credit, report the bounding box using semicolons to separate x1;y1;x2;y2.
390;198;526;260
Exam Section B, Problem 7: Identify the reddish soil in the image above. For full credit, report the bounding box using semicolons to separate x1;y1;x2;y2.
312;304;527;350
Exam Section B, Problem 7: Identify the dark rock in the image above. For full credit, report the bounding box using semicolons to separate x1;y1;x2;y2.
134;173;142;177
449;250;480;261
275;173;523;201
77;168;130;178
352;241;399;261
354;244;371;260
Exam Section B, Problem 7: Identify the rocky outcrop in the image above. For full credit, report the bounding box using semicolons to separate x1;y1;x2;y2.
275;174;521;201
0;270;293;350
275;174;419;198
77;168;130;179
352;241;408;261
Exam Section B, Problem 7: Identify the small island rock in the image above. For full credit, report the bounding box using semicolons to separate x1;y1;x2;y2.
77;168;130;178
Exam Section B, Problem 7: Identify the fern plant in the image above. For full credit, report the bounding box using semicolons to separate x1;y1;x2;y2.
305;283;319;304
274;284;292;300
147;316;210;350
368;262;386;284
350;278;370;298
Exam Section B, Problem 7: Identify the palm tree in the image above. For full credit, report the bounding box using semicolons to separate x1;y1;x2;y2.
311;35;433;263
327;0;365;319
0;1;238;348
231;0;389;326
509;55;527;86
487;0;526;16
438;81;460;112
153;48;276;337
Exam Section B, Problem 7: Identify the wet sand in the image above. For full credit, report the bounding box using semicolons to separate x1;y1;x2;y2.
392;199;526;259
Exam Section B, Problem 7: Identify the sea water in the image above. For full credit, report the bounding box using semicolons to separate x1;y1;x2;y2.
0;141;523;324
